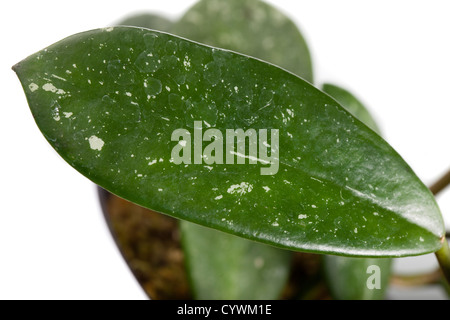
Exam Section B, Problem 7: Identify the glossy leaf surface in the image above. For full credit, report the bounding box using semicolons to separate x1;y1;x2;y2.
321;83;391;299
117;9;294;300
172;2;304;299
14;27;444;257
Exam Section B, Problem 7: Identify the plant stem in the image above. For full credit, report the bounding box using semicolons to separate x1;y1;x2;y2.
435;237;450;285
429;168;450;196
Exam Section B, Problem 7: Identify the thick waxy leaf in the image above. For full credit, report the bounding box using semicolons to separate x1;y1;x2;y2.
181;222;291;299
116;11;293;300
324;256;392;300
171;2;303;299
321;83;391;299
171;0;313;83
14;27;444;257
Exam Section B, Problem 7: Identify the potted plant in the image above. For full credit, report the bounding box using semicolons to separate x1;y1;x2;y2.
11;0;450;299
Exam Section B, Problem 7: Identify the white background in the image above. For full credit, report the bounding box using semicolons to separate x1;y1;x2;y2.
1;0;449;299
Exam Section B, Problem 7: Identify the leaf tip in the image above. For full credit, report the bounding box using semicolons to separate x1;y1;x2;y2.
12;60;26;77
11;62;20;73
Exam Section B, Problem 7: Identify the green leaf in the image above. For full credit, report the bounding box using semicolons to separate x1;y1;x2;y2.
171;0;314;83
322;83;380;134
323;256;392;300
321;83;391;299
13;27;444;257
119;9;294;300
181;222;291;299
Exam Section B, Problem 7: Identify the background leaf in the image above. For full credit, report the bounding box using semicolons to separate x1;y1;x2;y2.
181;222;291;299
323;256;391;300
14;27;444;257
171;0;314;83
